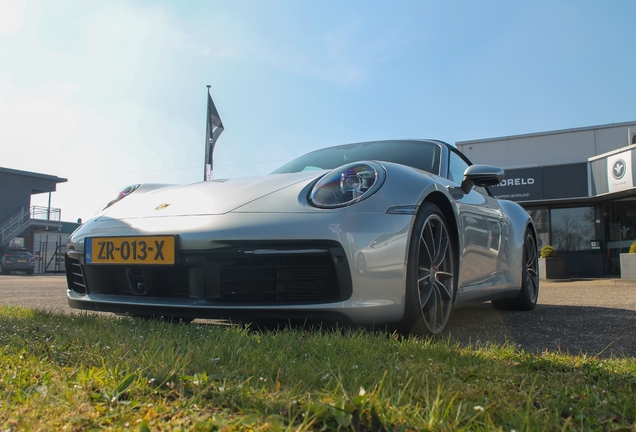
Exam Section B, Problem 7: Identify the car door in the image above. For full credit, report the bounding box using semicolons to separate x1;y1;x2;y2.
446;150;505;295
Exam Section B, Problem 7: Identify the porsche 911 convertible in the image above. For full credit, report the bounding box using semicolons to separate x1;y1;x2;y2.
65;139;538;335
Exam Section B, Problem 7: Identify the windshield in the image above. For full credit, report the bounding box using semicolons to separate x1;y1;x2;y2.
271;140;442;175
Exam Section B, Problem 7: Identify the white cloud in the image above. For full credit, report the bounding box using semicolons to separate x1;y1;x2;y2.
0;0;25;36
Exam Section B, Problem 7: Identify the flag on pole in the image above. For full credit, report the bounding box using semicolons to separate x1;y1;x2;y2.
204;86;224;181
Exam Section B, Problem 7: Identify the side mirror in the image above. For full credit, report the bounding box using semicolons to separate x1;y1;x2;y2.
460;164;505;194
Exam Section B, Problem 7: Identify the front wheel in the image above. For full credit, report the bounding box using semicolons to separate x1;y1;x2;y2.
398;202;456;335
492;229;539;311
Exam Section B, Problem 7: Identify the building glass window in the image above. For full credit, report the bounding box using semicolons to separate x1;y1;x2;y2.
605;199;636;275
550;207;595;251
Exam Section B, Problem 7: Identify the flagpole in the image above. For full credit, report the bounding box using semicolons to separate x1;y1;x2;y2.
203;85;225;182
204;85;211;181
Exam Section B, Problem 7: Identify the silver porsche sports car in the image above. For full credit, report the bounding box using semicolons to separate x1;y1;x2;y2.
65;139;538;335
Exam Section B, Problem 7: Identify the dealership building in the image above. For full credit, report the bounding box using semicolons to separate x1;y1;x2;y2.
457;120;636;278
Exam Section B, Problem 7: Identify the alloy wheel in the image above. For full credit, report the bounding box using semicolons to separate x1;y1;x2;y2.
524;232;539;303
416;213;454;333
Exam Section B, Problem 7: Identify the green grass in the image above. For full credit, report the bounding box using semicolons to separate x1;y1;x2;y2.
0;307;635;431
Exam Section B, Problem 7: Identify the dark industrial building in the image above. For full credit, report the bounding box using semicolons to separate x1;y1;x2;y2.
1;167;78;273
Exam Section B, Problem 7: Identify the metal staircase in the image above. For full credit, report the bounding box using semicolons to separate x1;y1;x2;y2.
0;206;62;247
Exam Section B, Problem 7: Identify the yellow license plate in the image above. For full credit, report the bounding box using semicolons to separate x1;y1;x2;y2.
85;236;176;265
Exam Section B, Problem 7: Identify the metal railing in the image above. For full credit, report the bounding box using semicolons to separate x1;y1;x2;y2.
30;206;61;222
0;206;62;247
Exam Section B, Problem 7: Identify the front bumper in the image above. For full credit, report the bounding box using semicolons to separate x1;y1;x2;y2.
66;212;413;326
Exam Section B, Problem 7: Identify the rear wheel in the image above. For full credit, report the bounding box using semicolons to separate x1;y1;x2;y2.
0;263;6;275
399;202;456;335
492;229;539;311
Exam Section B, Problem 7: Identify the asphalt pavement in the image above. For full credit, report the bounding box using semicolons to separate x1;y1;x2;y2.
1;275;635;357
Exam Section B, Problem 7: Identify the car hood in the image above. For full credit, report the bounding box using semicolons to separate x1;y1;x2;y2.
97;171;323;220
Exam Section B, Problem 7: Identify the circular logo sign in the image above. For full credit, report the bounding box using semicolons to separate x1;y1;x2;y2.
612;159;626;180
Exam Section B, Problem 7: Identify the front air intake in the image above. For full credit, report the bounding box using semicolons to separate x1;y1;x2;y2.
65;254;87;294
219;253;340;303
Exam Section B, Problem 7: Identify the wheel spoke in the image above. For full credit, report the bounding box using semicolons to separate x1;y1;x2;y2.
419;280;433;307
525;237;537;267
527;246;536;266
434;235;449;268
434;272;453;301
418;266;433;284
527;267;539;300
421;285;438;327
430;220;441;263
420;224;434;267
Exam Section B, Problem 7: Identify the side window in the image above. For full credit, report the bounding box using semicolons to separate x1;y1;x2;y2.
448;151;490;195
448;151;469;184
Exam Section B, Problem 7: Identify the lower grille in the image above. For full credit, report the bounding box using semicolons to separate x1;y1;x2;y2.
81;265;191;297
74;241;352;305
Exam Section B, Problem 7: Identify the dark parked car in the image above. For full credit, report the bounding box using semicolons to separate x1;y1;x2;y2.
0;247;35;275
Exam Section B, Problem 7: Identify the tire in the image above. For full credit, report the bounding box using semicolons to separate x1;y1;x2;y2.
492;229;539;311
398;202;456;335
0;263;5;275
25;269;34;276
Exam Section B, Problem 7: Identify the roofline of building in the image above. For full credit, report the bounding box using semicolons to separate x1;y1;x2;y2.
0;166;67;183
588;143;636;161
456;120;636;146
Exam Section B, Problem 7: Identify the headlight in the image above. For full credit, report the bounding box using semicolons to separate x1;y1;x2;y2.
309;162;386;208
101;184;141;212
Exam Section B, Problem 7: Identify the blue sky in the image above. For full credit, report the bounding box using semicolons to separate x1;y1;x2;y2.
1;0;635;221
